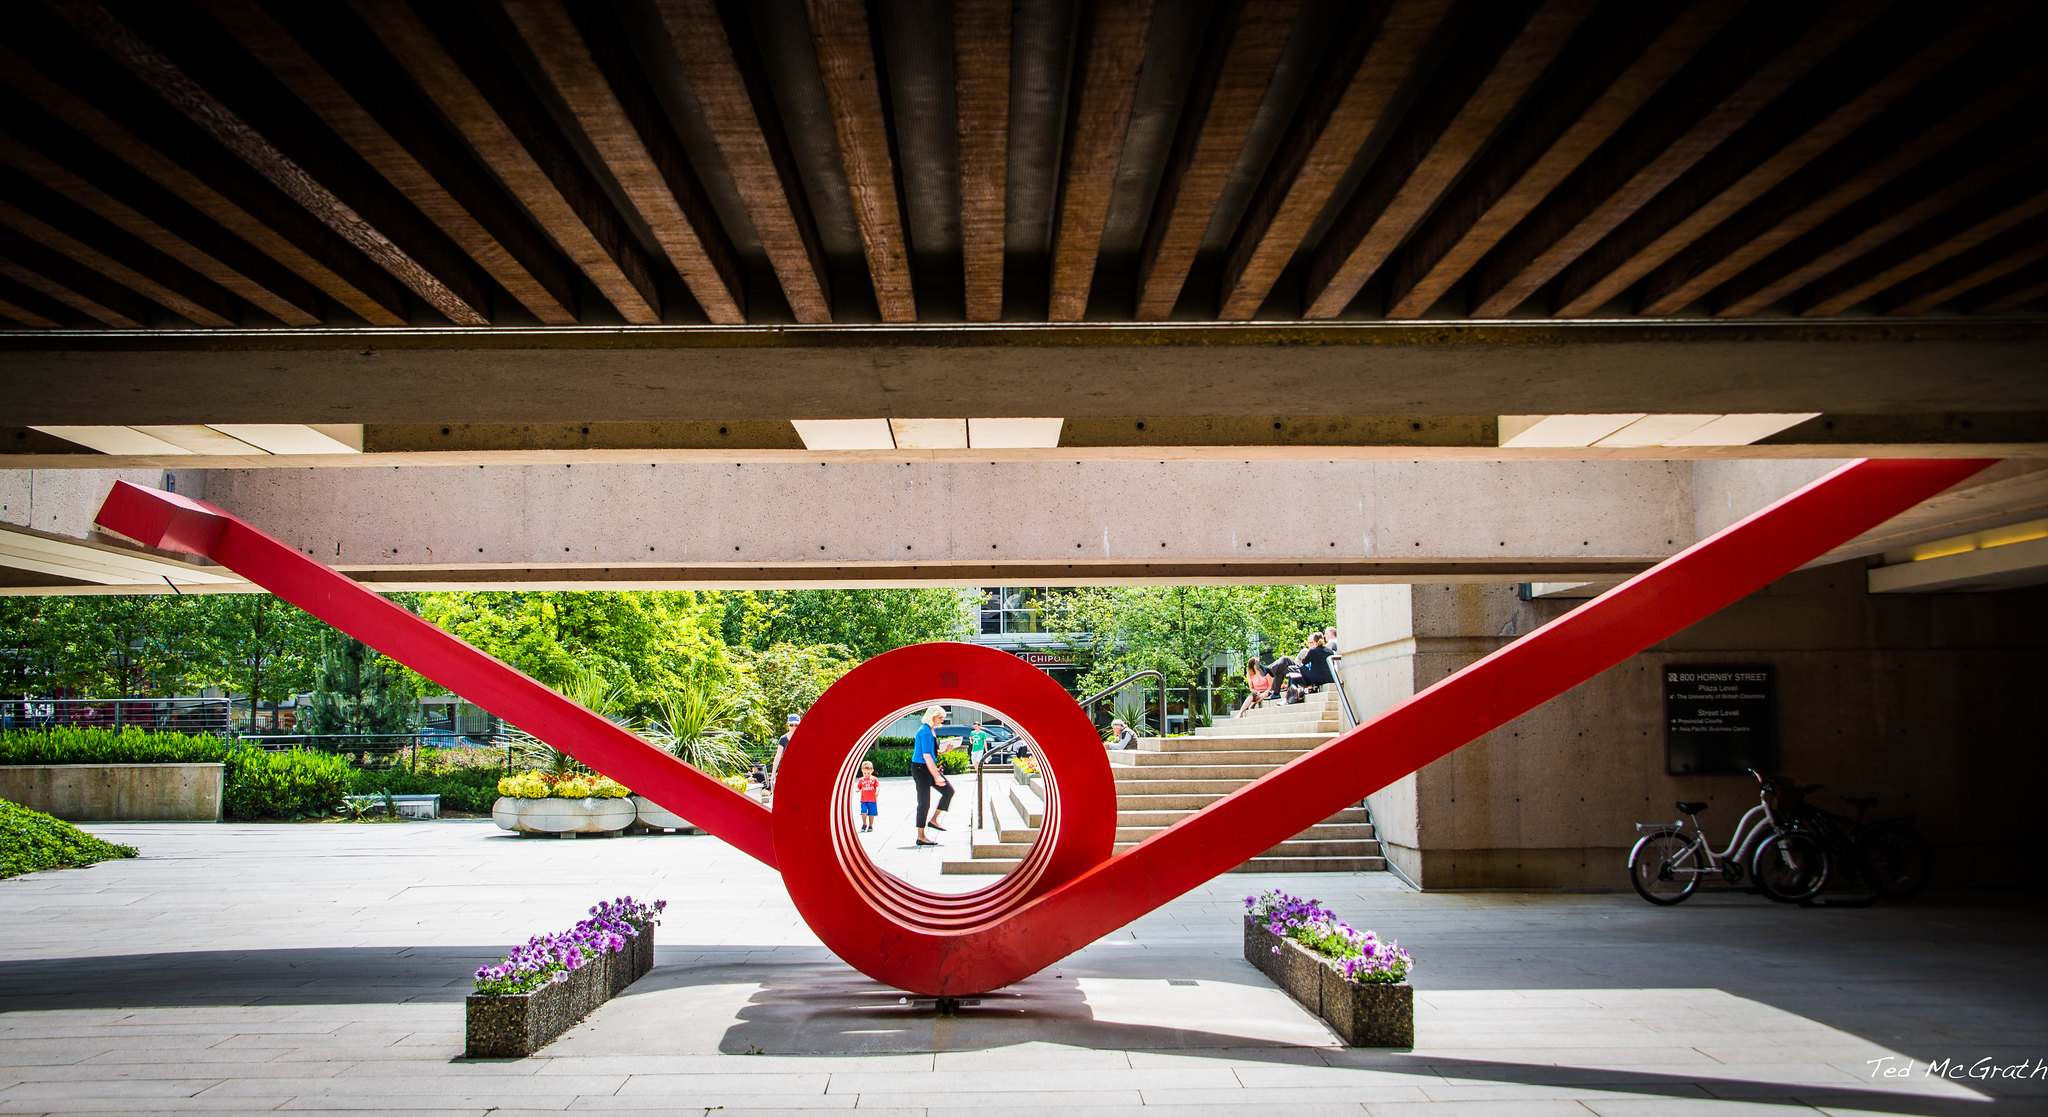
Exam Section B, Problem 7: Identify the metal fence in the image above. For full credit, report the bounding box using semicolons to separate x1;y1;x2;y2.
2;697;233;737
235;732;513;773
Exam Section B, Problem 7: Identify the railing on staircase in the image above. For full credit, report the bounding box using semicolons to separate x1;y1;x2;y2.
975;668;1167;831
1328;654;1359;730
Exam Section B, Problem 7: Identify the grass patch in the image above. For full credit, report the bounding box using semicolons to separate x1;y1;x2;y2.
0;798;138;879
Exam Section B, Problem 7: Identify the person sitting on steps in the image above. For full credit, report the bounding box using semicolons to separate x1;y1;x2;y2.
1287;633;1335;702
1236;657;1273;718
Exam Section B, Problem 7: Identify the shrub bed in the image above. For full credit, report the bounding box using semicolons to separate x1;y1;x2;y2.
0;727;228;765
349;767;504;813
0;798;138;878
224;747;352;820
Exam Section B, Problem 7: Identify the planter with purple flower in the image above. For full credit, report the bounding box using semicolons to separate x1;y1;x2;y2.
465;896;664;1057
1244;890;1413;1047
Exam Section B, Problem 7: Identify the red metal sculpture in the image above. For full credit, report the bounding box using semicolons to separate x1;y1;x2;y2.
95;458;1989;995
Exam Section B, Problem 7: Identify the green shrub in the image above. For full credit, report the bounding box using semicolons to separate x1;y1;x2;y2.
350;767;503;813
224;747;352;819
0;727;228;766
0;798;138;878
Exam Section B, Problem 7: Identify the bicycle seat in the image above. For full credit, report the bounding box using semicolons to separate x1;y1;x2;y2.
1676;801;1709;815
1845;796;1877;809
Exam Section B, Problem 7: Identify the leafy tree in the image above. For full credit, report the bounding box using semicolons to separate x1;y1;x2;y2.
301;636;417;736
716;589;972;659
1243;585;1338;655
733;642;860;739
0;596;210;697
415;591;733;715
1050;587;1259;705
189;595;326;730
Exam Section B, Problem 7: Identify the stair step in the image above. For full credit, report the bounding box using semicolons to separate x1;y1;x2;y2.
1113;765;1285;782
968;838;1381;859
1114;807;1369;828
1111;748;1316;766
1134;733;1326;753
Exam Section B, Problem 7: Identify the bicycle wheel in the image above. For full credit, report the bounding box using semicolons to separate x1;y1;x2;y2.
1753;831;1830;903
1629;829;1702;905
1860;822;1934;899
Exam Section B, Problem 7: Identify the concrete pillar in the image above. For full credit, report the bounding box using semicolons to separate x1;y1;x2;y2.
1337;570;2048;890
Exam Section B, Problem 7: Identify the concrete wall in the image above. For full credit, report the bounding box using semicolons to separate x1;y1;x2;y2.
1337;569;2048;890
0;763;225;822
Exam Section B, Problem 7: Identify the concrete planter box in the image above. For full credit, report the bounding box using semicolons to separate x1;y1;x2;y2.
490;795;635;837
0;762;224;821
631;795;698;833
465;923;655;1057
1245;915;1412;1047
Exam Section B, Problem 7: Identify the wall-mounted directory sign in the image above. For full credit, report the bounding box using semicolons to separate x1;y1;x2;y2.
1664;664;1777;775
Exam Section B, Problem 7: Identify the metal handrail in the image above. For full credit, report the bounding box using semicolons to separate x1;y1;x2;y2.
975;668;1166;832
1074;668;1167;734
1327;653;1359;730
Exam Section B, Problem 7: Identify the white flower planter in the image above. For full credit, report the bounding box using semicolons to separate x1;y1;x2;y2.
491;795;636;836
631;795;696;832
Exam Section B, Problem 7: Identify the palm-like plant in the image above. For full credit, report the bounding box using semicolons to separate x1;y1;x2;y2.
644;682;751;778
509;665;627;776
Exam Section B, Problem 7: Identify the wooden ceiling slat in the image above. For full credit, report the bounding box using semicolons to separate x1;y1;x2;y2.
0;123;317;325
1468;2;1880;319
505;1;745;326
807;0;916;322
954;0;1010;322
1717;119;2048;318
1553;4;2018;318
0;177;238;326
653;0;832;324
0;41;403;325
51;0;489;326
206;0;577;325
0;226;151;327
1219;0;1453;321
1135;0;1297;321
1885;219;2048;315
1384;3;1735;319
1799;170;2048;316
1046;0;1154;322
1642;61;2048;316
1969;258;2048;314
0;290;64;328
1303;0;1591;319
0;271;83;327
357;0;661;324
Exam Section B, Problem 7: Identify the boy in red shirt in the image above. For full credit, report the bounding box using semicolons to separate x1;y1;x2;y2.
856;760;879;832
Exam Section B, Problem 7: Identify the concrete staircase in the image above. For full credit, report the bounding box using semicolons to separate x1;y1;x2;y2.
942;689;1384;875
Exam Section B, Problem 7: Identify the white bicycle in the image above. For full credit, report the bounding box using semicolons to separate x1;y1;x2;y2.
1629;769;1829;905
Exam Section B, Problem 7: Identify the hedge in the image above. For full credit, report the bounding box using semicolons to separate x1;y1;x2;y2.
0;798;138;878
223;748;353;820
350;767;503;813
0;727;228;766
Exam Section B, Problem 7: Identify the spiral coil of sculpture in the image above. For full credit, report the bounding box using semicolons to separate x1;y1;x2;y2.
94;458;1989;996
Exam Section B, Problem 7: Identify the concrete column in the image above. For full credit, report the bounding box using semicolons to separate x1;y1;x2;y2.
1337;570;2048;890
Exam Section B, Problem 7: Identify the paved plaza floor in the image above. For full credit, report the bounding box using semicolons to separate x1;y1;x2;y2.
1;800;2044;1116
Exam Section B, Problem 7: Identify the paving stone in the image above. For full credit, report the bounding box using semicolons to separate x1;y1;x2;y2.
0;821;2039;1115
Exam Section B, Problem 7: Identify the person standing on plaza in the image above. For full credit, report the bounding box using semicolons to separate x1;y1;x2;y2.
768;712;801;795
912;705;953;846
855;760;879;833
968;722;989;765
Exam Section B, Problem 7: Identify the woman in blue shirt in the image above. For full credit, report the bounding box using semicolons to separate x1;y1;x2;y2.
912;705;954;846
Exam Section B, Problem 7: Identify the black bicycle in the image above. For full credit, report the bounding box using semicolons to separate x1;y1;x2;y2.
1774;782;1934;901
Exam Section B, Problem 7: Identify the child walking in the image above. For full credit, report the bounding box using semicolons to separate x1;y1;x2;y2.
855;760;879;832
